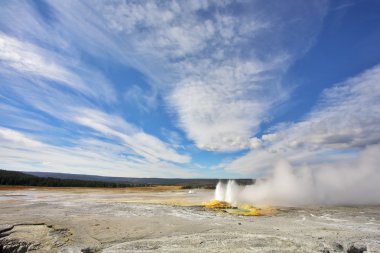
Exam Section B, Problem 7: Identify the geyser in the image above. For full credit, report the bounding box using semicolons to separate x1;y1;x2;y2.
214;180;226;201
215;144;380;206
214;180;243;205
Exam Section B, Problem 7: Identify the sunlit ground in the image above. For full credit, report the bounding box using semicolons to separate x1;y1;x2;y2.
1;186;379;252
0;186;276;217
0;185;213;206
0;186;275;216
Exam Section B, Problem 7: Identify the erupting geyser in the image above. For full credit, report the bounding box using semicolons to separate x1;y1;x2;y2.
211;180;267;216
214;181;226;201
214;180;242;205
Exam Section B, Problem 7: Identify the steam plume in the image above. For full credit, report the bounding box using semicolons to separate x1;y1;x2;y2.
215;144;380;206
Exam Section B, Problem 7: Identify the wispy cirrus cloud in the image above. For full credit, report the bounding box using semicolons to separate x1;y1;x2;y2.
0;127;195;177
0;1;196;177
17;0;380;183
124;85;158;113
1;0;378;180
0;33;115;103
94;0;328;151
0;127;43;148
73;108;190;164
225;64;380;174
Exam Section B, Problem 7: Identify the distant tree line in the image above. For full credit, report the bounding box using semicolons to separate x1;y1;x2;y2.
0;170;147;188
181;184;216;189
180;179;255;190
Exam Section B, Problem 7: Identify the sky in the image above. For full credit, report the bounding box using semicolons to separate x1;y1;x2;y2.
0;0;379;178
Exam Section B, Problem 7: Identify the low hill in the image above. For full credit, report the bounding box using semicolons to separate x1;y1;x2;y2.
24;171;255;188
0;170;138;188
0;170;254;189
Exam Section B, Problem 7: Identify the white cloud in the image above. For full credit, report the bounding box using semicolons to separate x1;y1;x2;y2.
0;1;197;176
225;64;380;174
161;128;184;149
0;127;43;148
124;85;157;112
0;127;195;178
74;108;190;164
5;0;327;152
0;34;73;85
249;137;262;149
0;33;115;103
0;0;330;176
93;0;328;151
167;58;284;151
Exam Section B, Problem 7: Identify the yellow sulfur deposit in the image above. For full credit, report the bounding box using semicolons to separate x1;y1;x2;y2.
204;201;275;216
204;200;233;209
226;205;261;216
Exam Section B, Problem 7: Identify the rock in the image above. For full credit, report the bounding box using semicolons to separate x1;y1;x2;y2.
333;242;344;251
0;239;30;253
27;243;40;250
2;244;18;253
321;249;330;253
17;245;28;253
81;247;92;253
346;244;367;253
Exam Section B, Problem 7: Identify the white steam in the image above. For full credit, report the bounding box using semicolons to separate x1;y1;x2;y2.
215;180;241;205
215;144;380;206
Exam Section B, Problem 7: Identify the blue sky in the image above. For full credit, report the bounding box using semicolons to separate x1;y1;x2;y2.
0;0;379;178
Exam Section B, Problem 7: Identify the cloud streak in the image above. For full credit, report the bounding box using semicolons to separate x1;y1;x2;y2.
0;127;195;178
0;1;196;177
92;0;328;151
226;64;380;174
74;108;190;164
2;0;377;182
